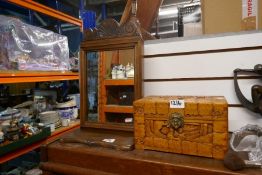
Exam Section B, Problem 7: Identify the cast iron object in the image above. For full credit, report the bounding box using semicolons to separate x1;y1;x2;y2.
234;64;262;115
223;150;262;171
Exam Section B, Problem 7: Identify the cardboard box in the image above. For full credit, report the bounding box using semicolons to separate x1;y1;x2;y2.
201;0;262;34
259;0;262;28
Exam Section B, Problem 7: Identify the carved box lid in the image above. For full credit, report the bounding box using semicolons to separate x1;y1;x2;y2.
133;96;228;119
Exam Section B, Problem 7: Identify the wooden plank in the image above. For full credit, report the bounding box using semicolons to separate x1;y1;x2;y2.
79;50;87;126
104;105;133;113
43;132;260;175
41;162;117;175
120;0;163;31
0;71;79;83
0;75;79;84
0;71;78;77
104;79;134;86
100;51;107;123
136;0;163;31
120;0;132;25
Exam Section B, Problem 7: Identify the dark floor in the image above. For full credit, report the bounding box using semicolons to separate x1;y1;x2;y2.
0;150;41;175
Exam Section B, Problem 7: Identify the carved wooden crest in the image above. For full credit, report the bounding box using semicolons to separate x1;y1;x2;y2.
84;17;143;41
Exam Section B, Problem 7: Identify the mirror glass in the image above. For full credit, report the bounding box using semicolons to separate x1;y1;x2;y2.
86;52;99;122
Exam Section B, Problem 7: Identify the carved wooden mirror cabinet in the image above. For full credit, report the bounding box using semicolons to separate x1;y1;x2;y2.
80;18;143;132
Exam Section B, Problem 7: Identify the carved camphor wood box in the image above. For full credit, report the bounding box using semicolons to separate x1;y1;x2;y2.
134;96;228;159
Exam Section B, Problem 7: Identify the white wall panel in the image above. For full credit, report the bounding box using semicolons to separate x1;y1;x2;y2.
144;79;260;105
229;107;262;131
145;31;262;55
143;82;262;132
144;50;262;79
143;31;262;131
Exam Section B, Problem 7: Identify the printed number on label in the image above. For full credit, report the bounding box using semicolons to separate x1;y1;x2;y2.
170;100;185;108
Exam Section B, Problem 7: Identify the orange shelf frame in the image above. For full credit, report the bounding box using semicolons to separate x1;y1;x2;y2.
7;0;82;29
104;79;134;86
0;71;79;84
104;105;133;113
0;120;80;164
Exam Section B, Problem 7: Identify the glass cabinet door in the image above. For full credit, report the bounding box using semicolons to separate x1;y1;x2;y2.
80;36;142;131
86;52;99;122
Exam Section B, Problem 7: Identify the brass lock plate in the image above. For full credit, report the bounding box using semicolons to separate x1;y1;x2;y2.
168;112;184;130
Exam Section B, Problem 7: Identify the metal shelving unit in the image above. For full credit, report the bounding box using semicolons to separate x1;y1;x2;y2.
0;120;80;164
6;0;83;30
0;0;82;164
0;71;79;84
0;70;80;163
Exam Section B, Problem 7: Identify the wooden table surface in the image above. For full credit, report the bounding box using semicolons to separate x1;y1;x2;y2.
40;128;262;175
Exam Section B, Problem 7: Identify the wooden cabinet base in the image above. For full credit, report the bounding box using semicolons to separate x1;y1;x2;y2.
40;129;261;175
41;163;116;175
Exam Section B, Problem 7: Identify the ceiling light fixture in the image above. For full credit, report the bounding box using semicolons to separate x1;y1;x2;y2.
159;7;178;16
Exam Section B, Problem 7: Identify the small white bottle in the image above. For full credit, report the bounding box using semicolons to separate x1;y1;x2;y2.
0;129;4;143
117;64;125;79
126;63;134;78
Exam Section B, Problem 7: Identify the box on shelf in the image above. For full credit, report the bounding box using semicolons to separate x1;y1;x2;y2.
134;96;228;160
0;127;51;156
178;2;203;37
201;0;262;34
0;15;70;71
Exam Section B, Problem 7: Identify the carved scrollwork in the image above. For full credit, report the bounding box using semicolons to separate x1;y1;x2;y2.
84;18;142;41
134;106;144;114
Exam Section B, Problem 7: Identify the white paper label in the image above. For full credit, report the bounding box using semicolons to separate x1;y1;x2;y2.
170;100;185;108
242;0;257;17
0;131;4;139
102;139;115;143
242;0;258;28
125;118;133;123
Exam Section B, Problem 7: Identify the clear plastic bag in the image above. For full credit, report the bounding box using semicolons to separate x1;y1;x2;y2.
0;15;70;71
230;124;262;167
